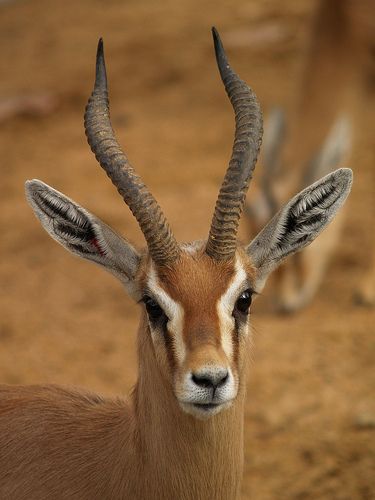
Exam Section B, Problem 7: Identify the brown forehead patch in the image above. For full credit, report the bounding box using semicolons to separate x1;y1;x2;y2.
137;245;256;297
157;251;234;309
155;245;257;311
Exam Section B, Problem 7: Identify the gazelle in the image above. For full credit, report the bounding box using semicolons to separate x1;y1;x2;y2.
246;0;374;312
0;28;352;499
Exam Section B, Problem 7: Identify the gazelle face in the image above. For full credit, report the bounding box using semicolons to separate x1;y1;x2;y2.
25;32;352;425
140;244;255;419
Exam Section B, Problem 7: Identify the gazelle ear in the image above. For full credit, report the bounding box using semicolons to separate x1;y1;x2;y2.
246;168;353;291
25;180;141;299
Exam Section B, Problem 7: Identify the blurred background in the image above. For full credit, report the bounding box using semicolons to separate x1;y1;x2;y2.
0;0;374;498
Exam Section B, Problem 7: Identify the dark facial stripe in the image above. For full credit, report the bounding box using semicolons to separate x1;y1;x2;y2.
231;316;240;367
162;324;176;372
147;306;177;373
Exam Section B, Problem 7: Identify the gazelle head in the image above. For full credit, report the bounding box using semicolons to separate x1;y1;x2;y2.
25;29;352;419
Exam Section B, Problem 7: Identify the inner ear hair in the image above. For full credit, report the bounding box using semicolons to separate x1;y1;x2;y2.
246;168;353;287
25;179;141;295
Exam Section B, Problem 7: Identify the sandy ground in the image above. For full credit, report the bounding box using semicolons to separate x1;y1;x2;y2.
0;0;374;498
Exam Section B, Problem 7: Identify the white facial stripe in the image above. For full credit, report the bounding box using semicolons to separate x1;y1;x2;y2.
147;264;186;363
217;258;248;358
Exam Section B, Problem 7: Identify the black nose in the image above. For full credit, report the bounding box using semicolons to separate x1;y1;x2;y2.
191;368;229;390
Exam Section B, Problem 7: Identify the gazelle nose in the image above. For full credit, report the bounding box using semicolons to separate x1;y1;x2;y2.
191;367;229;390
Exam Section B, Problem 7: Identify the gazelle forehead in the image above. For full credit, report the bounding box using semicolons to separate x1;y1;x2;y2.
146;247;254;314
154;250;235;307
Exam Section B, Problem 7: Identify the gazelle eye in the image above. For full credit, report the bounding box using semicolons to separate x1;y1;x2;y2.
142;296;167;323
234;289;252;316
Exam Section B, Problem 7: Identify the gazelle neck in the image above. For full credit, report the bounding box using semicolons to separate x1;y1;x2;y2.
131;315;246;500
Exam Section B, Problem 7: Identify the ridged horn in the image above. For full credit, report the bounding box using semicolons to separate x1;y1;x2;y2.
206;28;263;261
84;39;180;266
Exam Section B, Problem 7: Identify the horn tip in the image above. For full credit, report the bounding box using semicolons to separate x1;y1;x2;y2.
211;27;229;78
211;26;222;51
95;37;107;90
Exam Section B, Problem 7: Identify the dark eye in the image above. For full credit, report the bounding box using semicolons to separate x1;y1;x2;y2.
142;295;166;323
234;289;253;316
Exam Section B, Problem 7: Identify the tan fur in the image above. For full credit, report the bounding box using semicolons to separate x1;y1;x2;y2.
0;247;253;499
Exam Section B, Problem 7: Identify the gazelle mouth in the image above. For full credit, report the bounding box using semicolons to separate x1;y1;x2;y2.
193;403;219;411
178;399;234;419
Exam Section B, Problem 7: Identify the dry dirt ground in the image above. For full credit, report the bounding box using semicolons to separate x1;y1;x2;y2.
0;1;374;499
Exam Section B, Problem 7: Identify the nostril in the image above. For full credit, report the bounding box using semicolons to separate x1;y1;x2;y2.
191;369;229;389
218;371;229;387
192;374;213;388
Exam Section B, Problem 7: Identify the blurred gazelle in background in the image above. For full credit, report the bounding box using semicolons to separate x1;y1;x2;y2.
246;0;375;312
